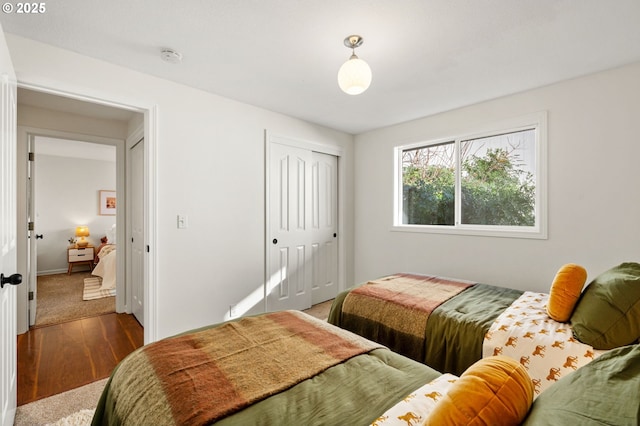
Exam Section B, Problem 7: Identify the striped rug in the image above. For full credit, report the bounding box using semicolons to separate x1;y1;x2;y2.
83;277;116;301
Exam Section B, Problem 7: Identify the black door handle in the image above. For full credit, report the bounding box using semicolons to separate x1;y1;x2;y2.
1;273;22;289
36;234;43;239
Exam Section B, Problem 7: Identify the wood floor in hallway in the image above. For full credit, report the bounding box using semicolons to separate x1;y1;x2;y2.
17;312;143;405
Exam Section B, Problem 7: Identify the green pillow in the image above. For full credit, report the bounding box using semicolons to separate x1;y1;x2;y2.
571;262;640;349
523;344;640;425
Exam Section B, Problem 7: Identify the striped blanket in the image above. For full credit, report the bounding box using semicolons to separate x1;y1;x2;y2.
103;310;382;425
341;273;475;361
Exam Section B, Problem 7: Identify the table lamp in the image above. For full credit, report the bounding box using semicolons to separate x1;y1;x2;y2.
75;225;90;247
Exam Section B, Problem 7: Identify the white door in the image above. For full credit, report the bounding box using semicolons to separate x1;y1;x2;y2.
310;152;338;304
267;142;313;311
130;139;144;325
266;141;339;312
27;135;37;325
0;31;18;426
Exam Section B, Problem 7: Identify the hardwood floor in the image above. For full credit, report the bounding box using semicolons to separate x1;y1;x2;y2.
17;313;143;405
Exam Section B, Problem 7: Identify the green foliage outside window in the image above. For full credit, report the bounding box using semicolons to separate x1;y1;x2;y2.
403;147;535;226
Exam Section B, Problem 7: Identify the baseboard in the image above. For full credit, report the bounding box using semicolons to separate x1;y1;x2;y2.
37;269;68;276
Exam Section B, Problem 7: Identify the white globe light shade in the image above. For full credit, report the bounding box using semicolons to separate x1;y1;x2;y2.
337;57;372;95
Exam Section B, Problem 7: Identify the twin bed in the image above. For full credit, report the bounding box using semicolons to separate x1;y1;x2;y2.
91;243;116;296
328;273;523;376
327;271;614;396
92;310;442;425
92;262;640;425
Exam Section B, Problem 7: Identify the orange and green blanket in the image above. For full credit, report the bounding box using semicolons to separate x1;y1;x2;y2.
97;310;382;425
341;273;475;361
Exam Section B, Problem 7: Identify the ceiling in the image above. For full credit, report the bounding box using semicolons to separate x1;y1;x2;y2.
36;136;116;161
2;0;640;134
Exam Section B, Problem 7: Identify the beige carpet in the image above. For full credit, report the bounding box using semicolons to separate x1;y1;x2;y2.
14;379;107;425
35;273;115;327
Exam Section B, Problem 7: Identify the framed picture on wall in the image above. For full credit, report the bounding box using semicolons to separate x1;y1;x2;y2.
99;190;116;216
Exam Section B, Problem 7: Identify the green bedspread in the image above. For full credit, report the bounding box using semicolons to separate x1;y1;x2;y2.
424;283;523;375
340;274;474;362
216;348;439;425
329;281;522;376
92;313;440;426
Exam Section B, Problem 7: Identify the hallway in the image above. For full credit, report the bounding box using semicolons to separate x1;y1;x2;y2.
17;313;143;405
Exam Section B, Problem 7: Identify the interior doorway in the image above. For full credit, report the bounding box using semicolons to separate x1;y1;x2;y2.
17;87;145;328
15;87;147;402
28;136;121;327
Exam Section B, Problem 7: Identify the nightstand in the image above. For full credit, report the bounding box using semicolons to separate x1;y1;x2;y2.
67;245;94;274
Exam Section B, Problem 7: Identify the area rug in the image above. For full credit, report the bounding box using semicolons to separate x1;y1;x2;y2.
47;409;95;426
35;273;115;327
14;379;107;425
82;277;116;300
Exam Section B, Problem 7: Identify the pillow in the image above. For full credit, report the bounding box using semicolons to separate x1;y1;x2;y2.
523;344;640;425
571;262;640;349
546;263;587;322
424;356;533;426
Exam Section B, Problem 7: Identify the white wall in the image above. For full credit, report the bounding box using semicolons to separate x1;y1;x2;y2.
35;153;116;274
7;34;355;340
354;62;640;293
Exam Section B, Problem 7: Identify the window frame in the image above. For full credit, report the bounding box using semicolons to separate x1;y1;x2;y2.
393;112;547;239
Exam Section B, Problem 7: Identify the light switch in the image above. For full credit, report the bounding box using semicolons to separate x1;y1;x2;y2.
177;215;188;229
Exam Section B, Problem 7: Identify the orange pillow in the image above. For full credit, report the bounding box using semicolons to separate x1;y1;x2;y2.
546;263;587;322
424;356;533;426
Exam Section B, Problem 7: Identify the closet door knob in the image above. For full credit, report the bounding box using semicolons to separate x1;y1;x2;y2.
272;239;278;244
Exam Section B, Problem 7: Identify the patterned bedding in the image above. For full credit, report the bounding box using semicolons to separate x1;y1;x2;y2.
483;291;607;397
372;344;640;425
370;373;458;426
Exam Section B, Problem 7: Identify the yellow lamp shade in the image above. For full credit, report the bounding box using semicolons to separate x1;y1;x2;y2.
75;226;90;247
75;226;90;237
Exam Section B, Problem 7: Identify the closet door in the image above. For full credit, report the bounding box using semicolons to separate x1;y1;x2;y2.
267;142;313;312
266;139;339;312
310;151;338;304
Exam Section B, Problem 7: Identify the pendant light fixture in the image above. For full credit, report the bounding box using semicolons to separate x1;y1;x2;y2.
337;35;372;95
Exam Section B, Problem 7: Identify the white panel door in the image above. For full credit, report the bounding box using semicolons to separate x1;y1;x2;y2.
267;142;312;312
310;152;338;304
0;38;18;426
130;139;144;325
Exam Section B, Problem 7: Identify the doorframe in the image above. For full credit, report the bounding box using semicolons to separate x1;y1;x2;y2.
15;83;158;344
264;131;346;311
18;127;126;329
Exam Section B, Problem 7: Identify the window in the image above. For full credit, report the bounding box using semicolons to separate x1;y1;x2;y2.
394;113;547;239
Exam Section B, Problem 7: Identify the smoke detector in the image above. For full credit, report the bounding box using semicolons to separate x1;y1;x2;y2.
160;48;182;64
